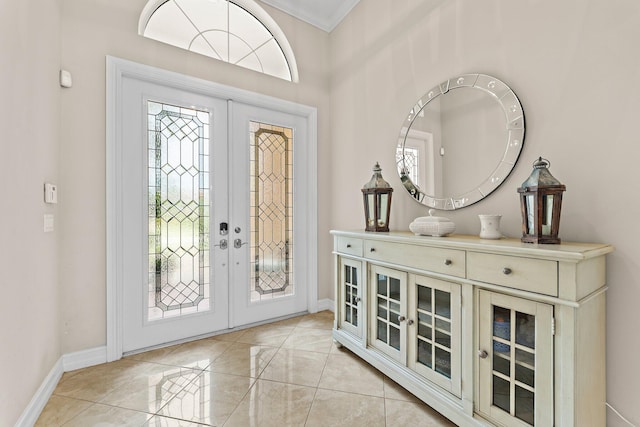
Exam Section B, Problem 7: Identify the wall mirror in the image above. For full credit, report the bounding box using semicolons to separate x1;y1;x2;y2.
396;74;524;210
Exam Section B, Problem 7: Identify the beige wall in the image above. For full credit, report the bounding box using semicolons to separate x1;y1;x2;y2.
329;0;640;425
0;1;62;424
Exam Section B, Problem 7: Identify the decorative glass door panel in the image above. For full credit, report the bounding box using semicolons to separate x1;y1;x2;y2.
478;290;553;427
408;275;461;397
121;75;229;353
370;265;406;362
230;102;309;326
249;122;294;302
148;101;211;320
338;257;362;337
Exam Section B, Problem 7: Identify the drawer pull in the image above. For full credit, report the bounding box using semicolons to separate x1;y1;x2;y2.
478;350;489;359
444;259;452;266
346;244;352;248
502;267;512;275
370;247;376;252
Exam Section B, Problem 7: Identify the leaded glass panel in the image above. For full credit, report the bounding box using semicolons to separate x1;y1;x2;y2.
396;145;419;184
147;101;211;322
249;122;294;302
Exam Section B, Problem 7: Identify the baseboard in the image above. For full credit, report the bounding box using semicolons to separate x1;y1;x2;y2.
14;358;63;427
15;346;107;426
63;345;107;372
317;298;334;312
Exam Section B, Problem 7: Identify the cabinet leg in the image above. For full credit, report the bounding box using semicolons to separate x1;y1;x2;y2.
333;340;344;349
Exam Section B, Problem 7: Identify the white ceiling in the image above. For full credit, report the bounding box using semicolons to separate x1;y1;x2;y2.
259;0;360;32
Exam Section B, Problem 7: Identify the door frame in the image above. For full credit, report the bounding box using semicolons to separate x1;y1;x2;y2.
106;56;318;361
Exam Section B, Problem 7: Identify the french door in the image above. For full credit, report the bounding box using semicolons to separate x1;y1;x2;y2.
230;102;309;326
111;60;313;354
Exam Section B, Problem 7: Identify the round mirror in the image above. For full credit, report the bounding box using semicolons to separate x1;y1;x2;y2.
396;74;525;210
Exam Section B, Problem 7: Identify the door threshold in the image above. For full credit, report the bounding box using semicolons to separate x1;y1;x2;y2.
123;310;309;357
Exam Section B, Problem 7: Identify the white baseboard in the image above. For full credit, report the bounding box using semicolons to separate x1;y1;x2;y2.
15;346;107;426
63;346;107;372
317;298;334;312
14;358;63;427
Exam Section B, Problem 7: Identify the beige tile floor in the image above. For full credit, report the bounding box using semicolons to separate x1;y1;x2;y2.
36;311;456;426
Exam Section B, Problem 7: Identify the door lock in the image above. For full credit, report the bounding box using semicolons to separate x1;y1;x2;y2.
220;222;228;235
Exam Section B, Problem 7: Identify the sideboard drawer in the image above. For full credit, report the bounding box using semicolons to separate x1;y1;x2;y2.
364;240;466;278
467;252;558;296
336;236;363;257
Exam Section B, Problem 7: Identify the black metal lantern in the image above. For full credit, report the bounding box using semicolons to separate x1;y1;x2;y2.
362;162;393;232
517;157;566;244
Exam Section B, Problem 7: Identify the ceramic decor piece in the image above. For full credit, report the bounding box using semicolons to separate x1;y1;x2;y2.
409;209;456;237
478;214;502;239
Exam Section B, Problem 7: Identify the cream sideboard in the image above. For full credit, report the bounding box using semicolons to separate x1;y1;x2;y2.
331;230;613;427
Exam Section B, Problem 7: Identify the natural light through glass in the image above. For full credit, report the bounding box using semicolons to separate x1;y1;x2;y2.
249;121;294;303
139;0;297;81
147;100;211;322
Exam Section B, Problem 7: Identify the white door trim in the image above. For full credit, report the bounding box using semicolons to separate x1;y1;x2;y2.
106;56;318;362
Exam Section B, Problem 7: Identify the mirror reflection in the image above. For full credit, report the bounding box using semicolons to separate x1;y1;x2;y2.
397;74;525;210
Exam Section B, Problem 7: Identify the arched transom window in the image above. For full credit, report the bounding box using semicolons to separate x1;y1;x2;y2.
139;0;299;82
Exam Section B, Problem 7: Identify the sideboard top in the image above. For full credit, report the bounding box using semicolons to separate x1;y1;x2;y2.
330;230;613;262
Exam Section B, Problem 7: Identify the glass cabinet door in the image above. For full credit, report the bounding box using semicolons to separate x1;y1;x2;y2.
338;257;362;337
369;265;407;362
478;290;553;427
408;275;461;397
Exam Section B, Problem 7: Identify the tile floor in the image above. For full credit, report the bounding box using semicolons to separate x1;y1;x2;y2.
36;311;456;426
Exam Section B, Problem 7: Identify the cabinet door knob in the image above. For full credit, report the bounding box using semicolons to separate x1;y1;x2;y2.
502;267;512;275
407;319;414;325
478;350;489;359
370;247;376;252
444;259;452;266
352;296;361;304
346;244;351;248
398;315;406;322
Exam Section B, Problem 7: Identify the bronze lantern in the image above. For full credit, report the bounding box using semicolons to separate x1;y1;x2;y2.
362;162;393;232
517;157;566;244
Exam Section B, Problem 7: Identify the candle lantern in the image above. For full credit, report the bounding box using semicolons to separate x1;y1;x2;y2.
517;157;566;244
362;162;393;232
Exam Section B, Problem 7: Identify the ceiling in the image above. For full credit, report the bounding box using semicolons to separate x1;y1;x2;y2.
259;0;360;32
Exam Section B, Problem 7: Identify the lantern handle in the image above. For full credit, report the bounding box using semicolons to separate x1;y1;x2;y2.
533;157;550;169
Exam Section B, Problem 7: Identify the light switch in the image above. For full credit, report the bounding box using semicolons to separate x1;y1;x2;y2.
44;214;54;233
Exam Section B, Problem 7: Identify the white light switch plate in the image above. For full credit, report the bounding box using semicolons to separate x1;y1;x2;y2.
44;214;54;233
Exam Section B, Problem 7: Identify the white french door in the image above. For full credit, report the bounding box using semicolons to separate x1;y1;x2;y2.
230;102;308;326
109;59;315;355
120;77;230;352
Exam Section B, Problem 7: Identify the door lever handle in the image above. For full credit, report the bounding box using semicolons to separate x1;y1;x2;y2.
234;238;247;249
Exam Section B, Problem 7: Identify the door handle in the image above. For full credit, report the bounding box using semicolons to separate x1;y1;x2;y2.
215;239;228;250
234;238;247;249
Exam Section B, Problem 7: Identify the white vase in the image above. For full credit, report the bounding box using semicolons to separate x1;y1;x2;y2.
479;214;502;239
